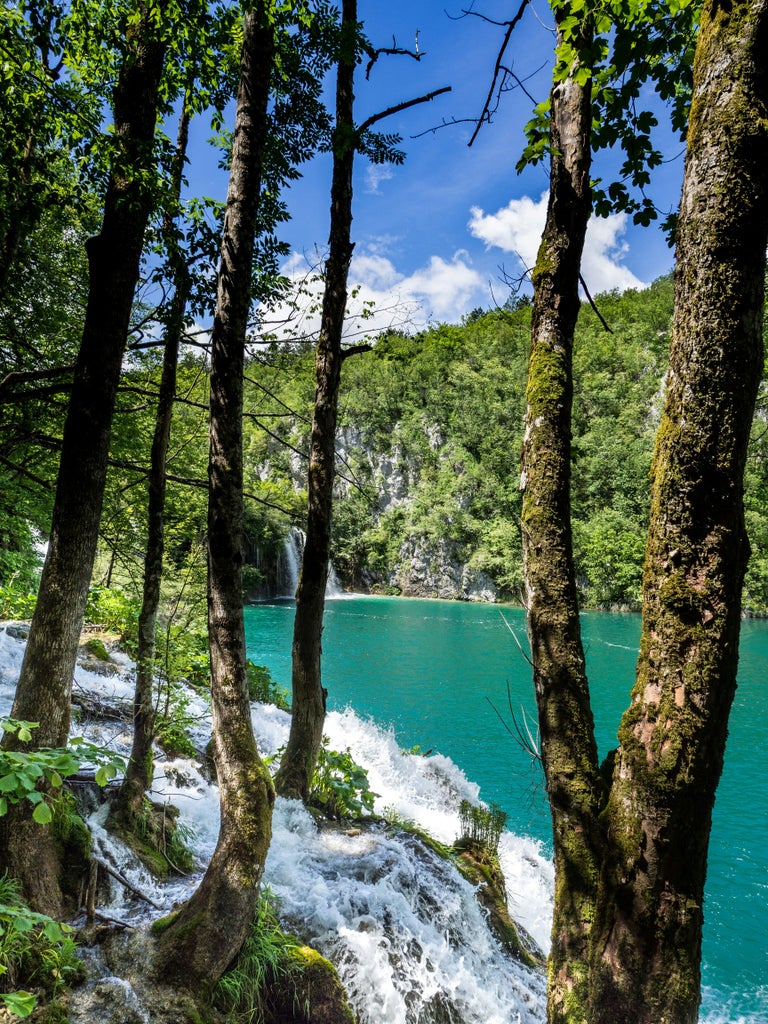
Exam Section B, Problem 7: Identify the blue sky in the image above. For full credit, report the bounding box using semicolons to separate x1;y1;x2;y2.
192;1;688;335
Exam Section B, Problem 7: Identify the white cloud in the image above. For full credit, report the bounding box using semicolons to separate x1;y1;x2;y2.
258;249;485;342
468;192;647;294
401;253;485;321
364;164;394;194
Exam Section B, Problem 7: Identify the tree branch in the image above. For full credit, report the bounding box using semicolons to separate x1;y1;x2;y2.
579;274;613;333
468;0;531;147
364;33;424;79
359;85;451;133
340;342;373;361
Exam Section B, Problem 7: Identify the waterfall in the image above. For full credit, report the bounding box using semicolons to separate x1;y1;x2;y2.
280;525;344;598
0;626;552;1024
279;525;304;597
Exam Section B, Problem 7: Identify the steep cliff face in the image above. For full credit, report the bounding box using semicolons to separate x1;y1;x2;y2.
390;535;497;602
333;424;501;602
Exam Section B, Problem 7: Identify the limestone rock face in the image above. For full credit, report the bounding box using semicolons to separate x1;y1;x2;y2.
391;537;497;602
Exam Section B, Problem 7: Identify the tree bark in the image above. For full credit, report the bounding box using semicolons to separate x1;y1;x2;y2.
154;5;276;990
589;4;768;1021
274;0;357;802
1;0;168;916
112;95;192;826
519;15;605;1023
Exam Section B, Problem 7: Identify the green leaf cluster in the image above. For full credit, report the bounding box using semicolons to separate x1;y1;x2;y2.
309;740;377;820
519;0;700;234
0;873;83;1018
246;659;290;711
0;720;125;822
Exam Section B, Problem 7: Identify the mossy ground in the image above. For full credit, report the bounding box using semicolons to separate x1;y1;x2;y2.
108;797;194;879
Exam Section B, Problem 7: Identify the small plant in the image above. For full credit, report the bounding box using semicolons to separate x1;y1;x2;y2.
0;720;125;824
0;873;83;1019
214;889;301;1023
458;799;507;857
246;660;290;711
155;687;198;759
0;576;37;621
113;797;195;878
309;741;377;820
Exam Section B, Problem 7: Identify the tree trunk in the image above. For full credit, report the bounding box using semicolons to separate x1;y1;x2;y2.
589;4;768;1021
274;0;357;802
519;16;605;1024
112;95;192;826
1;1;168;916
154;5;276;991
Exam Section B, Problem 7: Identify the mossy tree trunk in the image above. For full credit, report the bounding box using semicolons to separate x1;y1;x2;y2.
519;13;605;1024
111;94;192;828
588;3;768;1021
522;3;768;1023
274;0;357;802
154;4;276;990
0;0;168;917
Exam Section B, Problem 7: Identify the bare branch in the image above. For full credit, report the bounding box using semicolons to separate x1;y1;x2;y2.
340;343;373;361
468;0;531;147
0;453;53;491
579;274;614;334
0;364;75;390
359;85;452;133
364;33;425;80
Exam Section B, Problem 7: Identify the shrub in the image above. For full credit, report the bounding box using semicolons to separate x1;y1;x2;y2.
0;873;83;1019
0;576;37;621
246;660;289;711
84;586;140;649
309;742;376;820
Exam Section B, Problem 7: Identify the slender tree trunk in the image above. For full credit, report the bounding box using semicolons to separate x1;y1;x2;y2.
588;4;768;1021
112;95;192;825
0;126;35;294
0;1;168;916
155;5;276;990
274;0;357;802
519;15;605;1024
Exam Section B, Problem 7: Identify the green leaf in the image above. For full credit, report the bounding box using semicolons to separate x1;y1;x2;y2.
32;802;53;825
1;990;37;1017
0;773;19;793
10;915;34;933
43;920;64;942
95;764;117;787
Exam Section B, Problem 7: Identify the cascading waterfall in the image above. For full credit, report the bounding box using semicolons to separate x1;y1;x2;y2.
0;624;550;1023
280;524;343;598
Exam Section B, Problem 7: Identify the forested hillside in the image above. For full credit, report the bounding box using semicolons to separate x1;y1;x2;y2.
259;273;768;611
4;257;768;613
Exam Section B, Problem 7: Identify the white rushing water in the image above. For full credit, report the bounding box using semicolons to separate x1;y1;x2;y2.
0;623;551;1022
1;622;760;1023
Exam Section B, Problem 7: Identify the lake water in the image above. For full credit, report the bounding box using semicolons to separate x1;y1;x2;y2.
244;596;768;1023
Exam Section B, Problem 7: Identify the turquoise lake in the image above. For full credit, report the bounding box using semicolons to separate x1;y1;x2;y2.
244;596;768;1022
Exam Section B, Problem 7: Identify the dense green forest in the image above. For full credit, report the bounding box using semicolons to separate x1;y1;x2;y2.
8;256;767;616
